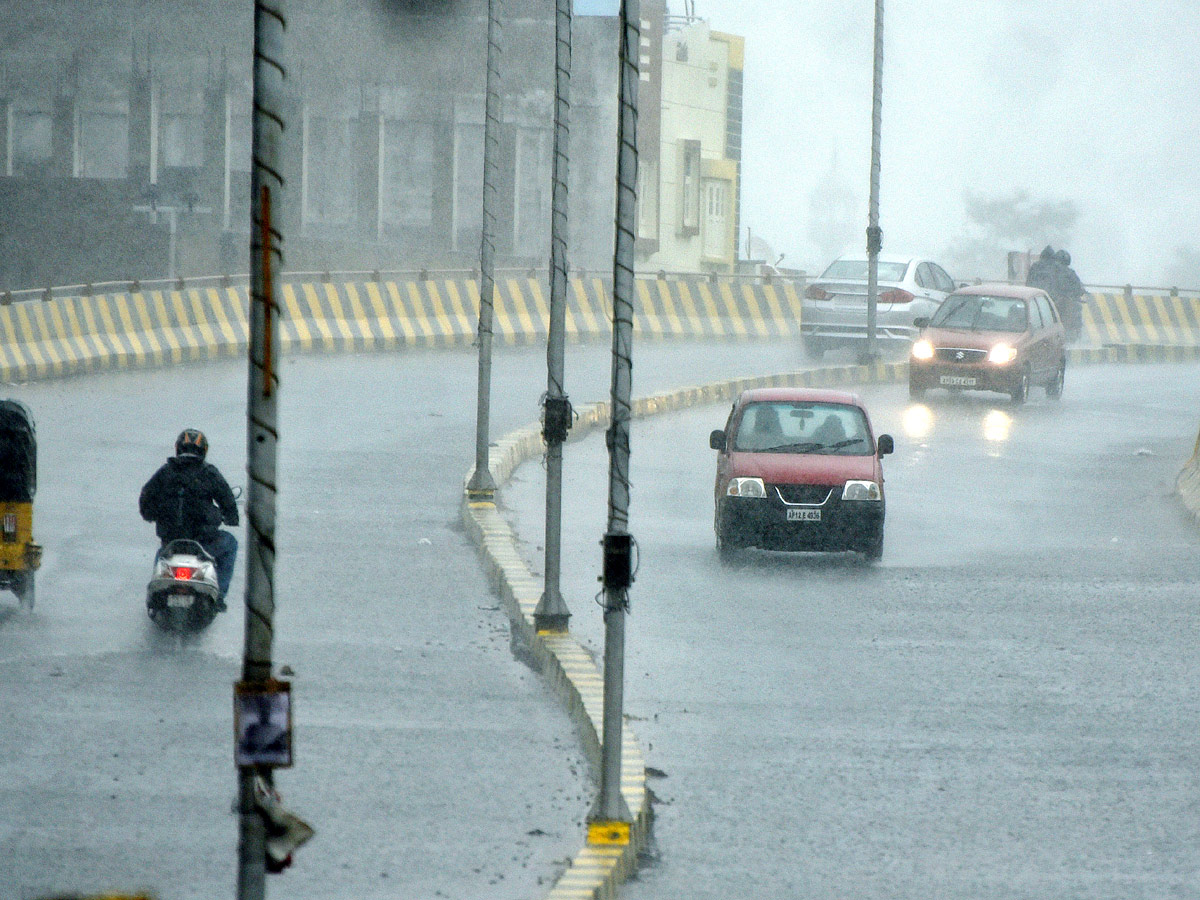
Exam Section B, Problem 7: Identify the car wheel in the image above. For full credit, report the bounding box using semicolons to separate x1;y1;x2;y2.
908;377;926;400
1010;366;1030;405
864;532;883;561
14;572;34;610
716;511;743;563
1046;360;1065;399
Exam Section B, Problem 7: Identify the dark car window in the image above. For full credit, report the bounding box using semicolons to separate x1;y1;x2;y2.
930;295;1029;332
820;260;909;282
930;264;955;293
1037;294;1059;326
733;401;872;455
1029;298;1045;329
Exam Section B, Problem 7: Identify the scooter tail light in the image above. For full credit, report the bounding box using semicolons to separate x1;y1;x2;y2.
172;566;195;580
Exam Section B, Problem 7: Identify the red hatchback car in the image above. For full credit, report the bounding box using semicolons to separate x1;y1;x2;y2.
908;283;1067;404
709;388;894;561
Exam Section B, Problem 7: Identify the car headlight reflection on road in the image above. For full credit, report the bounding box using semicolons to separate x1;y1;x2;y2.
988;343;1018;364
911;339;934;360
902;404;933;439
842;480;882;501
726;477;766;498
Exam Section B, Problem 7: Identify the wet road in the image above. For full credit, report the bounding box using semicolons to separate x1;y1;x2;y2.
0;339;808;899
501;362;1200;900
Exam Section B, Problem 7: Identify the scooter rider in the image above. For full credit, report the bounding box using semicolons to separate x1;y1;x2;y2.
139;428;239;611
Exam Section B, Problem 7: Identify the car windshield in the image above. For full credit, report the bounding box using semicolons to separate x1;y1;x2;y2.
732;401;872;455
819;260;910;282
931;295;1028;332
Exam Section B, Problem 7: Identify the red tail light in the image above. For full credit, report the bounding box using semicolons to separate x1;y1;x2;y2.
879;289;914;304
172;566;195;580
804;285;830;300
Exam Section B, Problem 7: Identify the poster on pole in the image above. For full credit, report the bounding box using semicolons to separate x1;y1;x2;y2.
234;680;293;767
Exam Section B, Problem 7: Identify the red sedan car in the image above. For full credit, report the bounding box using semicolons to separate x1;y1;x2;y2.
709;387;894;561
908;283;1067;404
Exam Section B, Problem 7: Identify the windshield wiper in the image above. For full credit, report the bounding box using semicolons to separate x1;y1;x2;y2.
764;441;823;453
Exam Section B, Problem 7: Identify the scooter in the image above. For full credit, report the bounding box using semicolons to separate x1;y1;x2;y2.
146;539;221;634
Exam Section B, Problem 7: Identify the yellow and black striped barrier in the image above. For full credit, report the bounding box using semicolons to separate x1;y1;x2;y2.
0;276;802;382
2;277;1199;383
1082;290;1200;345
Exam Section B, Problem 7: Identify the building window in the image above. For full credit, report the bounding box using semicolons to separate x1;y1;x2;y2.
383;120;436;232
514;127;549;257
702;178;729;260
162;113;203;168
11;110;52;173
78;111;128;179
306;117;356;227
677;138;700;236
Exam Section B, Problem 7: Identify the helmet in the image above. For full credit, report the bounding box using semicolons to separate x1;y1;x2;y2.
175;428;209;459
1056;249;1071;265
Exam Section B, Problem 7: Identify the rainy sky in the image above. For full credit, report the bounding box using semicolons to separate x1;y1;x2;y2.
691;0;1200;287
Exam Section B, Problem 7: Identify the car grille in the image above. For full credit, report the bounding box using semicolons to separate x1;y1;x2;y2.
935;347;987;363
774;484;834;505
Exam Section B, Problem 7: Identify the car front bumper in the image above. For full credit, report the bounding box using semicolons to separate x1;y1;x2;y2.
718;494;884;553
909;359;1021;394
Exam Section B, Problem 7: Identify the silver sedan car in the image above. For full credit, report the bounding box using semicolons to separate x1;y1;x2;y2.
800;253;957;358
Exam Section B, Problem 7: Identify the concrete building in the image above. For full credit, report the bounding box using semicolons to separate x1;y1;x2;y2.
0;1;742;291
637;14;743;274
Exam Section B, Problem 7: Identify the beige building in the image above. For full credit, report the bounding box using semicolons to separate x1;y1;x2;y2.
637;15;744;274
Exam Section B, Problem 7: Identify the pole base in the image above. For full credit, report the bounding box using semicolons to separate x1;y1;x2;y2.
466;466;497;504
534;588;571;634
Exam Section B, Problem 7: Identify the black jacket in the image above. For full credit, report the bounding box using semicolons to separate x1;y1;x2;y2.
139;455;239;544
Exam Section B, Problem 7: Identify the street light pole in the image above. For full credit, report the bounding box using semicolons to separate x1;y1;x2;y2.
589;0;638;841
863;0;884;365
534;0;573;634
468;0;502;500
238;0;286;897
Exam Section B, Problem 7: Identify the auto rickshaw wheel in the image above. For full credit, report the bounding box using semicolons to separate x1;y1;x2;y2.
14;572;34;610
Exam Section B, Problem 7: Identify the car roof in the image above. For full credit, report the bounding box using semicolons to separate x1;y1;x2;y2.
738;387;864;407
830;252;917;265
950;282;1046;300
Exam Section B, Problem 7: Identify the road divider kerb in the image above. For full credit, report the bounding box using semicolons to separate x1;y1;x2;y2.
461;346;1200;900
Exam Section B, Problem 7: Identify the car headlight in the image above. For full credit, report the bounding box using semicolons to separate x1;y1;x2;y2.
726;477;766;498
911;339;934;360
988;343;1018;364
842;480;882;501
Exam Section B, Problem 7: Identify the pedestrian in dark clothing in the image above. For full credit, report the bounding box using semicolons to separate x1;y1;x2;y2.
1026;245;1057;294
139;428;239;609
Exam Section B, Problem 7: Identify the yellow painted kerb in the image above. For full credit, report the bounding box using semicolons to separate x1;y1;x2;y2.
587;820;631;846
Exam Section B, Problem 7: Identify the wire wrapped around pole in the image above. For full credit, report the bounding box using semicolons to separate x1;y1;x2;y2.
240;1;285;895
592;0;638;828
535;0;574;631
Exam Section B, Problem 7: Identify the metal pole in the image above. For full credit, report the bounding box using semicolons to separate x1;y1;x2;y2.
590;0;638;837
238;1;285;896
468;0;502;499
534;0;573;633
863;0;884;365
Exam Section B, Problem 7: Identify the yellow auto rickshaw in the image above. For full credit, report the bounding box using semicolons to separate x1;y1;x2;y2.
0;400;41;609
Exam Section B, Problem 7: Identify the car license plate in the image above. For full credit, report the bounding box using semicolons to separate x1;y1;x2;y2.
786;509;821;522
167;594;193;608
940;375;977;386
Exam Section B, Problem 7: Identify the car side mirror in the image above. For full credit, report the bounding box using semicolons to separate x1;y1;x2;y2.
913;317;930;329
709;429;726;451
876;434;894;456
